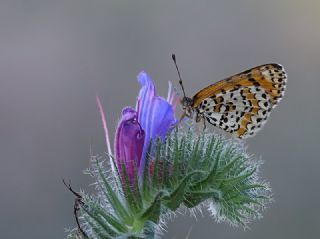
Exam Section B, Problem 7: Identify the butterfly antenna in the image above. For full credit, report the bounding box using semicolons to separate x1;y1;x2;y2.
172;54;186;97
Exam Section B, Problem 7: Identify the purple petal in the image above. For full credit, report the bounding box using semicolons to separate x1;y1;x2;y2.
115;107;145;185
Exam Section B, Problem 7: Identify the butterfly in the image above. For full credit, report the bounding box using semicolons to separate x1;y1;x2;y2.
172;54;287;139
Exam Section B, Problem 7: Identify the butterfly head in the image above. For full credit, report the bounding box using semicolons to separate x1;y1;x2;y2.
181;96;194;117
181;96;193;107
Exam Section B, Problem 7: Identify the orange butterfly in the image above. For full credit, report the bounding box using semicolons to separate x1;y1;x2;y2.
172;54;287;139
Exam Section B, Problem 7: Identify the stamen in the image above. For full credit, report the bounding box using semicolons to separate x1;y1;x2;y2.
96;96;114;173
167;81;173;102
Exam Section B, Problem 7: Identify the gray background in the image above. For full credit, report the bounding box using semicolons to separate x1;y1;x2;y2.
0;0;319;238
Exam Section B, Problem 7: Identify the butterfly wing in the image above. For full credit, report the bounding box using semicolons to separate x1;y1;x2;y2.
192;64;287;138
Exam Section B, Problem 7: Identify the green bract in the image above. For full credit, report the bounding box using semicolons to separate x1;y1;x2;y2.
66;128;272;239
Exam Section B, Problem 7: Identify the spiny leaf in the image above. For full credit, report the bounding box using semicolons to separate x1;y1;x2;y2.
98;209;128;233
143;140;154;200
120;161;141;213
219;168;256;188
96;160;131;224
163;170;203;210
84;214;112;239
152;138;162;189
184;189;222;208
139;190;168;223
189;136;201;169
82;206;118;237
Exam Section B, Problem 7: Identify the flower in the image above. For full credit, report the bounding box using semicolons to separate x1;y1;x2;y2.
97;71;178;185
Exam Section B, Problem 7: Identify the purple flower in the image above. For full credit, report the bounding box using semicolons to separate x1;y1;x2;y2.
97;72;178;185
115;107;144;185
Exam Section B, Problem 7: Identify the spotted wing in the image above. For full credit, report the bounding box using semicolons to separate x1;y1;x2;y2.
193;64;287;138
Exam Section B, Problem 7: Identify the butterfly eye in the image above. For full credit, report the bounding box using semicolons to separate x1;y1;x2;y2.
182;97;193;107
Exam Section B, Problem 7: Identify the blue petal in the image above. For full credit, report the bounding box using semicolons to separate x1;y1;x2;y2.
136;72;177;176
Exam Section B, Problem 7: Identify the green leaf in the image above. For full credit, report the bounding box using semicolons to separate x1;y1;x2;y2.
184;189;222;208
152;138;162;189
139;190;168;223
82;206;118;238
98;210;128;233
219;168;256;188
96;160;132;224
172;130;181;179
163;170;203;210
189;136;201;169
83;214;112;239
142;140;154;201
120;161;141;213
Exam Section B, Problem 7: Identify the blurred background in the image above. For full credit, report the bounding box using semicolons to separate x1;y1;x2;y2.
1;0;319;238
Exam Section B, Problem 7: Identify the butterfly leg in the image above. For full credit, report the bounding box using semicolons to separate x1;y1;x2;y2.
169;111;186;130
195;113;206;131
179;111;187;123
199;115;206;131
202;117;207;131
